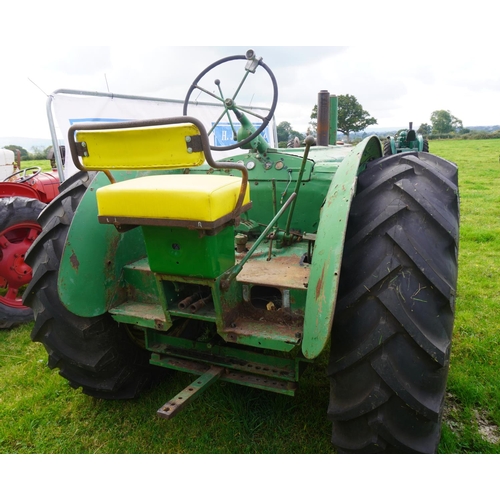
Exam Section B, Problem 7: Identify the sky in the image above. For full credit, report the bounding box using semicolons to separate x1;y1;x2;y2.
2;45;500;142
1;4;499;143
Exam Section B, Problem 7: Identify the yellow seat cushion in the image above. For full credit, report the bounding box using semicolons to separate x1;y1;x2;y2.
96;174;250;222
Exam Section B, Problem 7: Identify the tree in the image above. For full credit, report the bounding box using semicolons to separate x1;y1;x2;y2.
30;146;47;160
417;123;432;135
309;106;318;135
337;95;377;140
276;121;304;146
430;110;463;134
310;94;377;141
2;145;29;161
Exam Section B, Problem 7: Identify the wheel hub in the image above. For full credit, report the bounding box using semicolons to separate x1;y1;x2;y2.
0;222;41;307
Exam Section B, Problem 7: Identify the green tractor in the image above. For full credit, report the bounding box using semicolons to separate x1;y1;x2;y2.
384;122;429;156
23;50;459;453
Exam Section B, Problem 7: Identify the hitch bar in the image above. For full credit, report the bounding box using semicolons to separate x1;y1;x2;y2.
157;366;224;420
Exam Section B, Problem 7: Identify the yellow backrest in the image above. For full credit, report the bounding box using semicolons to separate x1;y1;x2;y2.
75;123;205;171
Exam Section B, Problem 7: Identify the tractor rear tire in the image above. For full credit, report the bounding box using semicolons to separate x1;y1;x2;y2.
23;172;158;399
328;152;459;453
383;139;392;156
0;196;46;328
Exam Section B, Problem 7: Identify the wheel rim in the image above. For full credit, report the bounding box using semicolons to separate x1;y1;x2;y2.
0;222;41;308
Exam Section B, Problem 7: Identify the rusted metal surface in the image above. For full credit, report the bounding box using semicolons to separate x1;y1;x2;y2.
220;308;302;352
58;171;148;317
315;267;325;300
110;301;170;330
236;256;309;289
69;251;79;271
178;292;203;310
189;296;212;313
302;136;382;359
316;90;330;146
157;365;224;419
151;355;298;397
111;301;165;319
221;193;296;288
148;334;299;379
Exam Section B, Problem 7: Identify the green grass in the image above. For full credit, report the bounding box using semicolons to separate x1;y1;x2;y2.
0;323;333;453
1;139;499;454
20;159;52;172
430;139;500;453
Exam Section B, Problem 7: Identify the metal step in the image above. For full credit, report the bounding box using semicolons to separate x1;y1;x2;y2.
110;301;170;330
221;317;302;352
236;253;310;290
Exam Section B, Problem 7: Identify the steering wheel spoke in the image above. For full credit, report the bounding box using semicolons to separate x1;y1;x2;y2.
192;84;225;104
3;166;42;183
207;108;232;136
231;70;251;102
232;105;267;122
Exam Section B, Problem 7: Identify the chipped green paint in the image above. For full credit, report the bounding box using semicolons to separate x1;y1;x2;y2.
58;171;150;317
302;136;382;359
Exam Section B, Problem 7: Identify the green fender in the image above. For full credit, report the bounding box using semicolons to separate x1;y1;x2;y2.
58;171;151;317
302;136;382;359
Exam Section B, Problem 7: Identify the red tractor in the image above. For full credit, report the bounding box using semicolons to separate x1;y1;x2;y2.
0;149;60;328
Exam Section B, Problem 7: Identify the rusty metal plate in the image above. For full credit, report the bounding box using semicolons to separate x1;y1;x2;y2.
157;365;224;419
236;256;310;290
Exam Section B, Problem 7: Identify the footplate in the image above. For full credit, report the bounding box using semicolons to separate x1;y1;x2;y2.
157;365;224;419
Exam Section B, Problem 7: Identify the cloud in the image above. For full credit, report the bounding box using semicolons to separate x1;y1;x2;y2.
44;47;112;76
1;45;500;139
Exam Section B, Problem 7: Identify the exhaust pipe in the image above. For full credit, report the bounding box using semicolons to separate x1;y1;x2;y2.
317;90;330;146
190;296;212;313
178;292;203;310
329;95;338;145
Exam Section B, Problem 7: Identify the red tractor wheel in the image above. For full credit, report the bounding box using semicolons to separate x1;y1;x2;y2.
0;197;46;328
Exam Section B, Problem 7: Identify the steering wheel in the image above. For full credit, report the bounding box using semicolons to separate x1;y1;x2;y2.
3;166;42;183
183;49;278;151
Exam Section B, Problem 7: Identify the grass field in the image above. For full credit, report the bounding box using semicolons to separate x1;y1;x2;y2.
21;159;52;172
430;139;500;453
0;139;499;454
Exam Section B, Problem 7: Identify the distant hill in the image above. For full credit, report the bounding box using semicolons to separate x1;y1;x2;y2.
352;124;500;140
468;125;500;132
0;137;53;151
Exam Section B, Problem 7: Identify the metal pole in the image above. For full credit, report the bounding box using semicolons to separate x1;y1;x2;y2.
222;193;297;286
329;95;338;145
284;136;314;236
316;90;330;146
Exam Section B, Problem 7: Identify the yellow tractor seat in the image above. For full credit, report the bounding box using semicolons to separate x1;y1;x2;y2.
67;116;252;277
68;116;251;230
96;173;251;228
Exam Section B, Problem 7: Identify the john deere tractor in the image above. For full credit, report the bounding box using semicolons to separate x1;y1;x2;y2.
23;50;459;453
384;122;429;156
